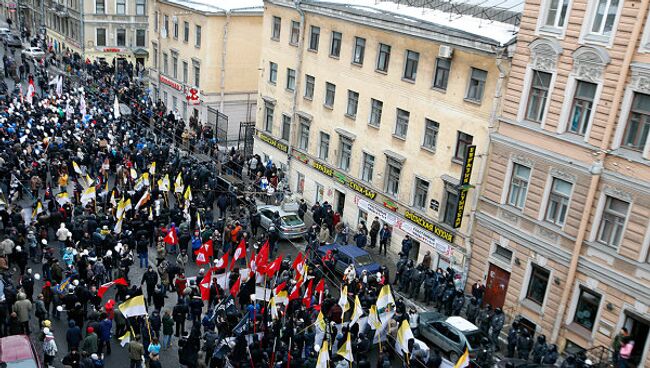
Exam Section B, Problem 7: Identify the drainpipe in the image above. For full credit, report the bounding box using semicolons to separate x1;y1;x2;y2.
550;0;650;344
286;0;306;175
219;10;232;114
462;47;507;288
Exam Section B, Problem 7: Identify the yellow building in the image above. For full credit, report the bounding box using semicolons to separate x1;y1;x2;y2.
254;0;517;276
148;0;263;135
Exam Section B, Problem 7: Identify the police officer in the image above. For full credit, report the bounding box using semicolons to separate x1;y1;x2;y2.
490;307;505;350
465;297;480;324
506;321;520;358
531;334;548;363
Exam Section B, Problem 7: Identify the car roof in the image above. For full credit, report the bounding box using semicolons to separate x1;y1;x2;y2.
0;335;35;362
446;316;479;332
320;244;370;258
258;205;297;217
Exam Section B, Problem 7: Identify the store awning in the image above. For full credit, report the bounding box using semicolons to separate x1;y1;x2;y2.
133;48;149;56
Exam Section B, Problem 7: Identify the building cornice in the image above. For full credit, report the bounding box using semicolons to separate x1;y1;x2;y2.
158;0;263;16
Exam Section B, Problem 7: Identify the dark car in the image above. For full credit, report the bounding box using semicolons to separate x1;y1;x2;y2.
418;311;485;362
0;335;42;368
316;243;381;276
2;34;22;48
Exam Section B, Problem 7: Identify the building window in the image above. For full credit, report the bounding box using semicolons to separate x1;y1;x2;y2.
526;265;550;306
269;62;277;84
526;70;552;123
433;58;451;90
346;90;359;117
423;119;439;151
493;244;513;262
544;0;570;28
96;0;105;13
309;26;320;51
394;109;410;138
413;178;429;210
272;16;281;40
163;15;169;37
116;0;126;15
385;160;402;196
286;68;296;91
454;131;474;161
597;196;629;248
318;132;330;161
264;105;274;133
184;21;189;42
152;44;158;68
546;178;572;226
290;20;300;45
296;172;305;194
115;29;126;46
590;0;620;37
330;31;342;57
304;74;315;100
154;11;158;32
403;50;419;81
466;68;487;103
193;61;200;88
325;82;336;108
361;153;374;182
182;61;188;83
443;186;459;226
569;81;597;135
508;163;531;209
353;37;365;64
369;99;383;127
622;92;650;151
173;20;179;39
573;287;601;330
172;53;178;79
195;25;202;47
136;29;145;47
96;28;106;46
136;0;146;16
298;121;310;150
338;138;352;171
376;43;391;72
281;115;291;141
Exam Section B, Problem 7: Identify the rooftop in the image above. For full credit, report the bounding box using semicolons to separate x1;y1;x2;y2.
307;0;519;47
163;0;264;14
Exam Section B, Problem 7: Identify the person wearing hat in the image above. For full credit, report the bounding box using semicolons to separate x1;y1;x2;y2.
127;335;145;368
81;326;98;355
42;327;58;366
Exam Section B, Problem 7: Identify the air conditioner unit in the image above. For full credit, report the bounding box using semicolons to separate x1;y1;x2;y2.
438;45;453;59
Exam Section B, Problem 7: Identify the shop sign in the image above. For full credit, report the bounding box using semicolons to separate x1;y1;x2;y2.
454;145;476;229
292;150;309;164
403;209;454;243
101;47;124;53
356;196;398;225
313;160;376;200
257;131;288;153
159;75;183;91
383;200;398;212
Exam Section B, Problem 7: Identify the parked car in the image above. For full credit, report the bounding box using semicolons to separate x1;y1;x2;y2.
21;47;45;60
0;335;42;368
418;312;485;362
258;204;308;239
2;34;22;48
0;28;12;37
316;243;382;276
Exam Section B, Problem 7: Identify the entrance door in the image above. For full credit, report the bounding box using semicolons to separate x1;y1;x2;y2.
484;263;510;309
624;313;650;366
335;190;345;215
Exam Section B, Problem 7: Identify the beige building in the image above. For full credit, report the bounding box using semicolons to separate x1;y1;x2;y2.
468;0;650;363
254;0;517;277
147;0;262;137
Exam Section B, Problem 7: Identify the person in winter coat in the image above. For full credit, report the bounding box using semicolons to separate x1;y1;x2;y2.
66;320;83;351
173;300;188;337
149;309;162;338
401;236;413;256
162;309;174;350
465;297;480;324
98;313;112;355
531;334;548;363
516;329;533;360
34;293;48;327
128;336;145;368
378;225;391;256
477;304;493;336
141;265;159;304
618;337;634;368
490;308;506;349
318;226;330;244
81;326;99;355
451;291;465;316
12;292;32;334
506;321;520;358
176;249;188;270
369;217;380;248
42;327;58;366
542;344;559;364
173;272;187;300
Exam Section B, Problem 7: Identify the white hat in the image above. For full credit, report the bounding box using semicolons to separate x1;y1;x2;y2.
43;327;50;334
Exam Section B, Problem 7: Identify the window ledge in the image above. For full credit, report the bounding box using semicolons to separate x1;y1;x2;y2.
344;113;356;120
463;97;483;105
421;145;437;154
329;55;340;60
375;69;388;75
520;298;544;315
285;88;295;93
451;157;464;165
538;25;564;37
323;104;334;110
289;42;299;47
351;61;363;67
432;86;447;94
194;45;201;49
582;33;611;47
307;48;318;53
269;81;277;86
401;77;416;84
303;96;313;101
392;134;407;141
565;322;595;342
368;123;380;130
271;37;280;42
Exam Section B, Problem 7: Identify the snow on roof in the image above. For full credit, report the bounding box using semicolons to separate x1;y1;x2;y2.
313;0;518;46
446;316;479;332
164;0;264;13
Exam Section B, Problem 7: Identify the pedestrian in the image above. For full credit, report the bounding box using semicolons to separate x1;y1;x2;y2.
12;292;32;334
81;326;99;355
162;309;174;350
66;320;83;351
379;224;391;256
43;327;58;366
128;335;145;368
98;313;112;355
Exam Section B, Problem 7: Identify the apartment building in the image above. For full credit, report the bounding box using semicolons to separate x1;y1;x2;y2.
254;0;517;277
468;0;650;363
148;0;262;134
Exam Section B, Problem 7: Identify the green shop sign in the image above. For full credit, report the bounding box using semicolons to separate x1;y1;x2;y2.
311;160;377;200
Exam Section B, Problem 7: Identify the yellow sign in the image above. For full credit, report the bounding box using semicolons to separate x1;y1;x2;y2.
312;161;334;176
257;131;288;153
404;210;454;243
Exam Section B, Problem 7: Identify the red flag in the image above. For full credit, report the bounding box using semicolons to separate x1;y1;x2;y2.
230;238;247;270
302;279;314;308
291;252;304;271
274;281;287;295
97;278;128;298
288;280;303;301
265;255;283;277
194;246;210;265
212;253;229;270
202;239;214;257
199;269;212;301
164;227;178;245
230;275;241;297
315;278;325;307
256;240;270;267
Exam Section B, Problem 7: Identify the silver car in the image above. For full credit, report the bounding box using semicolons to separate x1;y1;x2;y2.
258;205;307;239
